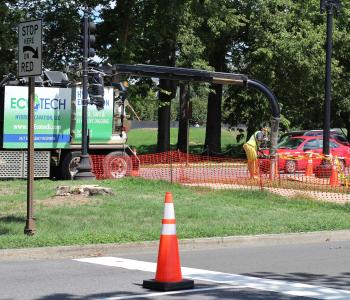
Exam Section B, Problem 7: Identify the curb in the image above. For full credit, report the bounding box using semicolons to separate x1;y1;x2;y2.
1;230;350;261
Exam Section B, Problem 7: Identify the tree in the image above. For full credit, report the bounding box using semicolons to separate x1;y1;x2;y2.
224;0;350;142
189;84;210;126
136;1;184;152
190;0;245;154
332;3;350;139
5;0;102;72
127;79;159;120
177;83;190;152
224;1;297;137
99;0;186;152
97;0;137;64
175;0;208;152
138;1;185;152
0;2;22;75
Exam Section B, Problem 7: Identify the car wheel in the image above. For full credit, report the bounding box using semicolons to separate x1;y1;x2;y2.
285;160;297;174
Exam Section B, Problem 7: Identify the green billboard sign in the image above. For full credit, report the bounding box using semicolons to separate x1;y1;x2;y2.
72;87;114;144
3;86;71;148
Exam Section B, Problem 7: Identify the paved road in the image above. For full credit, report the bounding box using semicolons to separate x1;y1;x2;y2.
2;235;350;299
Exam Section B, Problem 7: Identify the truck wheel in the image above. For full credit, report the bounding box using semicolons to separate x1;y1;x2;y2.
104;151;132;179
60;151;82;180
285;160;297;174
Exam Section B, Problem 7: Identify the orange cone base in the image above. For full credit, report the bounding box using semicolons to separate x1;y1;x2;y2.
143;278;194;291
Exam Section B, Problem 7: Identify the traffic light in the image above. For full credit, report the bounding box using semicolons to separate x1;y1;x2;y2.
80;15;96;58
320;0;341;12
88;69;105;110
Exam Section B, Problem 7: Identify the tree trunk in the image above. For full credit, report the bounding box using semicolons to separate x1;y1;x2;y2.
119;0;134;61
204;43;226;155
156;34;176;153
157;79;176;152
204;83;222;154
177;83;190;152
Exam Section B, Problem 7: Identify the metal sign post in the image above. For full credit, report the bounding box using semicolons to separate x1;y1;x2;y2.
25;77;35;235
18;19;42;235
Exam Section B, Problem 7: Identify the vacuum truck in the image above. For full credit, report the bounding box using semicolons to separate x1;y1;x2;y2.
0;70;133;179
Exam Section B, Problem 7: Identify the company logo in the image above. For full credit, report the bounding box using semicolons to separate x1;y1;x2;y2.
34;95;40;111
10;95;67;111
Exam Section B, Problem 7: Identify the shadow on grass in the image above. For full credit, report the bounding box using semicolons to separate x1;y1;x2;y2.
0;216;26;235
0;215;26;223
0;227;10;234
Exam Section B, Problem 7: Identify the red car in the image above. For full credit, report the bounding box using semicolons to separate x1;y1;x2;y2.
261;136;350;173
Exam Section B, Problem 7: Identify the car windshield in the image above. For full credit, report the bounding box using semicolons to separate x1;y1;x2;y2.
277;138;304;149
304;132;322;136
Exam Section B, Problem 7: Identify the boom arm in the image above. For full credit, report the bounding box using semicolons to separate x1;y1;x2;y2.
114;64;247;86
113;64;280;176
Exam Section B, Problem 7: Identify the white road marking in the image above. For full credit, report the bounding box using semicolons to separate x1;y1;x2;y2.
101;285;240;300
75;257;350;299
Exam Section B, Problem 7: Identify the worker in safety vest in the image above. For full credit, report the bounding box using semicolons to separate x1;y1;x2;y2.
243;127;268;179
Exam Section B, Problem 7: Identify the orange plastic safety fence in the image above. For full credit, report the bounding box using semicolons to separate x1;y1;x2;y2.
90;150;350;203
137;151;253;188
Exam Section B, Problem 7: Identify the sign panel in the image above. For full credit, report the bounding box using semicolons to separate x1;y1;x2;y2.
72;87;114;143
18;19;42;77
3;86;71;148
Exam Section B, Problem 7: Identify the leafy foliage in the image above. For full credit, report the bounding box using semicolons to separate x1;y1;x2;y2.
0;2;21;75
2;0;350;146
225;0;350;139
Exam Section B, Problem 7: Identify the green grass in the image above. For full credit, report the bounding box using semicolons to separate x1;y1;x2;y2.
127;127;243;154
1;178;350;249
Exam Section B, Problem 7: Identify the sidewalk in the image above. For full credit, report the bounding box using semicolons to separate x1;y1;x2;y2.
2;230;350;261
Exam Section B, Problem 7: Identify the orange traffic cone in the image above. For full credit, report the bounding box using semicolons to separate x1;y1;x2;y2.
143;192;194;291
330;158;339;187
305;153;313;176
